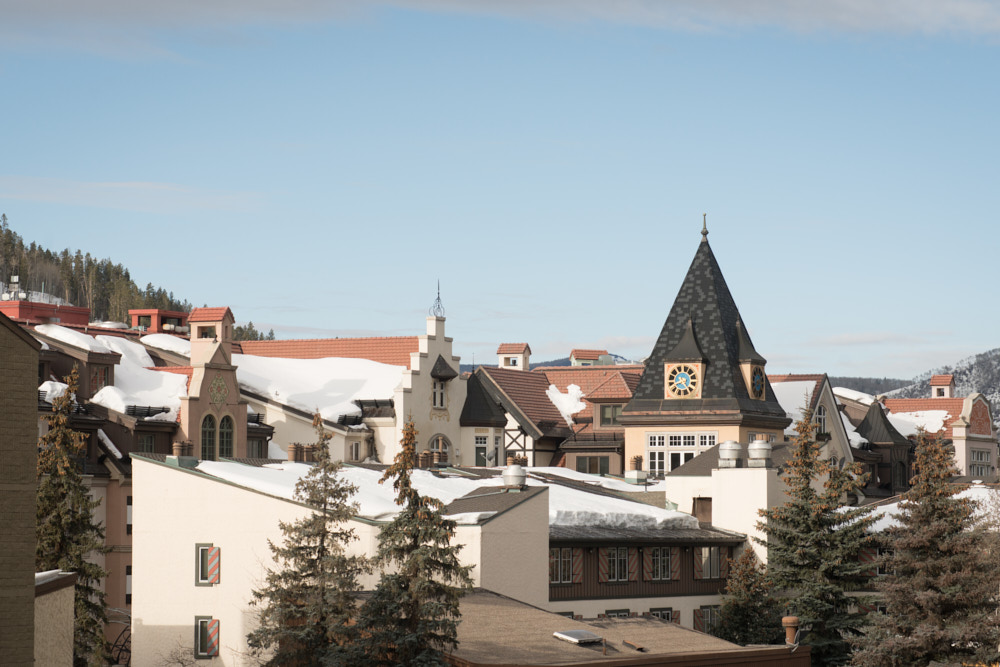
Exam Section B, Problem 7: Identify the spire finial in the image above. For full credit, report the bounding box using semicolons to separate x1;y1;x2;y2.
429;280;445;317
701;213;708;242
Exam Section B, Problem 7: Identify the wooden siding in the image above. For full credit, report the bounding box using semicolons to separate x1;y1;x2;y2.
550;543;732;601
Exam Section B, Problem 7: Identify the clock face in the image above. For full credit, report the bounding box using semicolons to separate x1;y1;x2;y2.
667;364;699;397
751;366;765;398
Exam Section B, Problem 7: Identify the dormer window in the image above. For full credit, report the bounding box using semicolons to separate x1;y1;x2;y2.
507;357;517;367
600;405;623;426
90;365;110;392
936;388;945;397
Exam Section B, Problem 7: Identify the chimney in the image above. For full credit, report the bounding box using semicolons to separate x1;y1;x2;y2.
502;464;526;488
748;438;772;468
718;440;741;468
783;616;800;647
288;443;300;462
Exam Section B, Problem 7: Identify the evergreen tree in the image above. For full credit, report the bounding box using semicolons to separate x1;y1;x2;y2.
711;548;783;646
757;411;874;666
355;419;474;666
36;369;109;666
247;414;369;666
851;431;1000;667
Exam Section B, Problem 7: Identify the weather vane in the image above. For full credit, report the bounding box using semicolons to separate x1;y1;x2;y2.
429;280;446;318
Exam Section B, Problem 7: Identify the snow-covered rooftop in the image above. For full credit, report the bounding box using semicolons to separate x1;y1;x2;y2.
191;461;698;529
771;380;816;435
90;335;187;421
833;387;875;406
35;324;113;353
868;483;998;533
233;353;404;421
141;333;191;356
546;384;586;426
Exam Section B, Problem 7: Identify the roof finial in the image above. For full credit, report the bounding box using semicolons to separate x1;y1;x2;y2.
429;280;446;318
701;213;708;242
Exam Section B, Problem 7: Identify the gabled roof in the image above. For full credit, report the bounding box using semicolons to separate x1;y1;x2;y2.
569;348;608;360
768;374;825;412
460;373;508;427
930;374;955;386
237;336;419;368
883;397;966;439
623;233;789;427
188;307;233;323
477;366;567;439
496;343;530;355
442;486;547;523
856;401;911;446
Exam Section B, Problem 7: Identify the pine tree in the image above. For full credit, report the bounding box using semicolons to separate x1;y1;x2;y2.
355;419;474;666
36;369;109;666
851;431;1000;667
757;411;874;666
711;548;783;646
247;414;369;666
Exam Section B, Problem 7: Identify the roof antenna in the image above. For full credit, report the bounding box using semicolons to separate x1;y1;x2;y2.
429;280;446;318
701;213;708;242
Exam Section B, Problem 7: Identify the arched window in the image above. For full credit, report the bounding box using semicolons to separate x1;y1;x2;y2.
201;415;217;461
219;416;234;459
816;405;827;434
430;435;451;463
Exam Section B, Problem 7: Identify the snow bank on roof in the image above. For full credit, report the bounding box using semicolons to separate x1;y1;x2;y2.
234;354;403;421
141;334;191;356
36;324;112;353
833;387;874;405
90;336;187;420
39;381;68;402
546;384;586;426
842;412;868;448
886;410;951;436
192;460;698;529
97;429;123;459
772;380;816;434
444;511;497;524
527;467;652;493
869;483;997;532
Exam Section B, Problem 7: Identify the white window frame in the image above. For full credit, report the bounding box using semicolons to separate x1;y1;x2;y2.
650;546;671;581
608;546;629;582
702;546;721;579
549;547;573;584
701;605;721;633
432;381;446;408
816;405;828;433
650;607;673;621
348;441;361;461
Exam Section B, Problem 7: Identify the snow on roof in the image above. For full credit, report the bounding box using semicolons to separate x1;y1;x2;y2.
90;336;188;420
842;411;868;448
771;380;816;434
192;461;699;529
97;429;123;459
833;387;875;405
546;383;586;426
233;353;404;421
885;410;951;437
526;466;651;493
35;324;113;353
141;333;191;356
39;380;67;403
868;483;997;532
35;570;66;585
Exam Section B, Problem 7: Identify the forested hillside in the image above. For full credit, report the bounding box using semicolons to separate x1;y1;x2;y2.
0;215;190;323
887;349;1000;412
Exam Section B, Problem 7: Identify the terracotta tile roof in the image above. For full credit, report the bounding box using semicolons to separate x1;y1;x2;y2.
188;307;233;323
496;343;530;355
930;374;955;386
238;337;419;368
884;397;965;438
480;366;565;427
767;373;826;411
541;366;643;403
570;348;608;360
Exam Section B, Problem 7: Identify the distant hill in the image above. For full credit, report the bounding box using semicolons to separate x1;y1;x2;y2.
827;376;912;395
460;354;633;374
886;348;1000;409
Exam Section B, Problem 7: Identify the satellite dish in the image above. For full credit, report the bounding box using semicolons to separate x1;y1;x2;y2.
485;449;496;464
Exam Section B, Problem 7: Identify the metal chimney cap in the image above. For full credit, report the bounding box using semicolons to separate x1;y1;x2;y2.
718;440;741;460
502;464;527;488
748;438;772;459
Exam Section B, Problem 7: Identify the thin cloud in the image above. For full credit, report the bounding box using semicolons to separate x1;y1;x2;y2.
0;175;258;214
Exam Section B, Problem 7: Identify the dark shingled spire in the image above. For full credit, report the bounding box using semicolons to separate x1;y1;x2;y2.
623;229;788;426
856;401;910;447
430;354;459;381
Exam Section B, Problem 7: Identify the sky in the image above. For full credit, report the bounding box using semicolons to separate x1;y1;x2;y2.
3;1;999;379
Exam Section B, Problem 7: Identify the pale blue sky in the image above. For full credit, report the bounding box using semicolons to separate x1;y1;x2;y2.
3;2;998;378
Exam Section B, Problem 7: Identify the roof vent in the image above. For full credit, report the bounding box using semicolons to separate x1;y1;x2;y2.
748;438;772;468
502;464;526;488
553;629;603;645
718;440;741;468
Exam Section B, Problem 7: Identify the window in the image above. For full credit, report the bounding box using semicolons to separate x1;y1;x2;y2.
699;433;716;448
649;451;665;475
650;607;673;622
748;432;776;443
475;435;488;447
125;565;132;605
816;405;827;433
505;357;518;367
90;365;110;392
201;415;216;461
650;547;672;581
126;496;133;536
576;456;609;475
430;435;450;463
936;387;945;397
700;546;721;579
608;546;628;582
348;441;361;461
194;616;220;658
670;451;696;470
699;605;721;633
549;548;573;584
600;404;623;426
247;438;265;459
432;381;446;408
137;315;151;329
971;450;992;477
138;433;155;454
195;543;221;586
198;326;216;339
972;450;991;463
218;416;234;459
605;609;630;619
647;434;666;475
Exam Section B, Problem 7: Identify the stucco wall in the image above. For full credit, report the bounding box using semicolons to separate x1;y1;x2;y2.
35;584;75;666
479;488;550;608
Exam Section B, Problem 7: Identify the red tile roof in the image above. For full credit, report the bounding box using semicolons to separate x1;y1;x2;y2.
930;374;955;386
883;397;965;438
497;343;530;355
188;307;233;323
237;337;419;368
767;374;826;411
570;349;608;360
480;366;565;427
